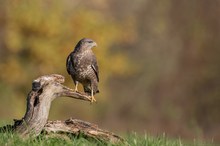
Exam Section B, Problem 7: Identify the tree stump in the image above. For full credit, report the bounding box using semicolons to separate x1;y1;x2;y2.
1;74;124;144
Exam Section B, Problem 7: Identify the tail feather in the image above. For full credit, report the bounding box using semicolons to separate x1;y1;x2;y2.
83;85;99;95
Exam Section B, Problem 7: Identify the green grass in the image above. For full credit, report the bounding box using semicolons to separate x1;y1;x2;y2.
0;131;217;146
126;133;217;146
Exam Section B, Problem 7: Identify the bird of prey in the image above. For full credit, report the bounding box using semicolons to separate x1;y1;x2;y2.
66;38;99;103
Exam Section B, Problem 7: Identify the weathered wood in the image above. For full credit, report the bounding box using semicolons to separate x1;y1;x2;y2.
5;74;124;144
43;118;124;144
14;74;91;137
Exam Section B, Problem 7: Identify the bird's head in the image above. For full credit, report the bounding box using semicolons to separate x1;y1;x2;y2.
75;38;97;52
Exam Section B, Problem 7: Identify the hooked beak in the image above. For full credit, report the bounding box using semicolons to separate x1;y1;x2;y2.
93;42;97;47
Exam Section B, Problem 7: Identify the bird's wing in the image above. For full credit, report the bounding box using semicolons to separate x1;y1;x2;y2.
66;53;72;75
91;56;99;82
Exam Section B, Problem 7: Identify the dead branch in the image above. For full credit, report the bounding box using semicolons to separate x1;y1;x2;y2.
0;74;124;144
43;118;124;144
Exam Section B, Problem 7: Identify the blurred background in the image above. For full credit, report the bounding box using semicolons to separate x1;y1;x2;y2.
0;0;220;143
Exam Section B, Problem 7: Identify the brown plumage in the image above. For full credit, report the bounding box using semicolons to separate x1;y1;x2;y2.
66;38;99;102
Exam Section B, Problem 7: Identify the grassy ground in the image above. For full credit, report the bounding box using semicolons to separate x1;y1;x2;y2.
0;131;217;146
0;122;217;146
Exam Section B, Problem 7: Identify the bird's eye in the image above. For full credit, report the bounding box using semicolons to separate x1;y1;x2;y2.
88;41;93;43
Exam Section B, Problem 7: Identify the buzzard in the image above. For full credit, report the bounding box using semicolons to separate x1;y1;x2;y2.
66;38;99;103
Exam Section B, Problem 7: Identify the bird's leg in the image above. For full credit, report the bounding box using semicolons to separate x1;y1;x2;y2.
90;87;96;103
74;81;79;92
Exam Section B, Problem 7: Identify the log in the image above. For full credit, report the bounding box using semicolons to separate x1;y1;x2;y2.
1;74;124;144
43;118;124;144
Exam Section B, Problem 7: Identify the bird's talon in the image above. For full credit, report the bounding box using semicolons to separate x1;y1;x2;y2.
90;96;96;103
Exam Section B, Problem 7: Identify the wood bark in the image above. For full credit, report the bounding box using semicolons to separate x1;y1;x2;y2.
1;74;124;144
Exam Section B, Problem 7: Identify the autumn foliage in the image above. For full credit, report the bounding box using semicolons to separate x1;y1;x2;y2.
0;0;220;142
